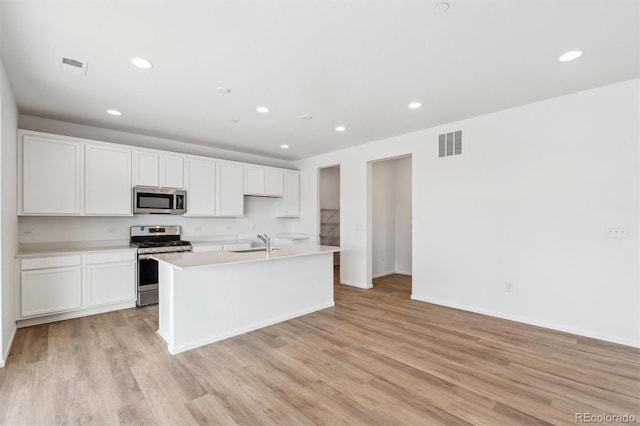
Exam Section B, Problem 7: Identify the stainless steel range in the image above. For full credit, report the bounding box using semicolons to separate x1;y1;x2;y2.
130;225;192;306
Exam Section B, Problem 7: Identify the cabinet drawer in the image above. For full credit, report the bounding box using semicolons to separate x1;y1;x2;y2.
86;251;136;264
21;255;82;270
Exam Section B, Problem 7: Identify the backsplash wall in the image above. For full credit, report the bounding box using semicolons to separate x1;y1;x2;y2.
18;197;298;244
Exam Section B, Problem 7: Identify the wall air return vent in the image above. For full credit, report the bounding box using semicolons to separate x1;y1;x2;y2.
60;56;88;75
438;130;462;158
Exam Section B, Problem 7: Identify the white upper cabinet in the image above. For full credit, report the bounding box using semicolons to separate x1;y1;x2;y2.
19;130;297;218
133;150;159;186
160;153;184;188
185;157;216;216
20;134;83;215
85;252;136;307
244;165;284;197
133;150;184;189
244;165;265;195
265;168;284;197
85;144;132;216
216;161;244;217
278;170;300;217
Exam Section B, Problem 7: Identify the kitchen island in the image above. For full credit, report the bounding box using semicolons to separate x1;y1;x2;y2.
152;245;340;354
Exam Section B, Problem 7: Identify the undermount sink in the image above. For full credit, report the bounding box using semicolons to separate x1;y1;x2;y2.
229;247;280;253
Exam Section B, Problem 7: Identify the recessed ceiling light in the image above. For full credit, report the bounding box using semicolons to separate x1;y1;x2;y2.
301;115;313;120
131;57;153;69
216;87;231;94
280;144;289;149
335;126;346;132
106;109;122;116
558;50;583;62
434;2;450;14
256;106;269;113
408;102;422;109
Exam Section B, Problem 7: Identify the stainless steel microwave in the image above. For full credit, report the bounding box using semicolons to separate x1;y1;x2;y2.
133;186;186;214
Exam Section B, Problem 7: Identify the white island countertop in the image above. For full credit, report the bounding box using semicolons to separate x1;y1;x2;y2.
151;244;340;269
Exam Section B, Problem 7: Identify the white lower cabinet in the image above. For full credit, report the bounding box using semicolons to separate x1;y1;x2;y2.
86;252;136;306
21;266;82;317
18;249;136;324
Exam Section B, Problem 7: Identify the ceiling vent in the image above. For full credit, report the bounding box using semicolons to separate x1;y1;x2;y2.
438;130;462;158
60;56;88;75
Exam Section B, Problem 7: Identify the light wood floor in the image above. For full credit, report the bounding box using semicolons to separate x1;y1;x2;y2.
1;271;638;425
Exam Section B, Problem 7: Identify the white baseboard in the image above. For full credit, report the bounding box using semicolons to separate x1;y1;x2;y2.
372;270;412;279
410;294;640;349
0;324;17;368
372;271;394;279
340;280;371;289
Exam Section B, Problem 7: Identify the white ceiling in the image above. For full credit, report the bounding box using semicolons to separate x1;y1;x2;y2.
0;1;638;160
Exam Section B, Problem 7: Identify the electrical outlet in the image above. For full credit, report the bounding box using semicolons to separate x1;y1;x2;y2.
21;229;33;236
195;226;202;232
606;225;628;239
107;227;117;234
505;282;513;292
252;223;256;231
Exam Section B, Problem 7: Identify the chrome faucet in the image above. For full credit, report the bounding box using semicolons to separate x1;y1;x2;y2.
257;234;271;252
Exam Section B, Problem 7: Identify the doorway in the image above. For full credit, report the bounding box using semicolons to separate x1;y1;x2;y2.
369;156;412;289
319;166;340;266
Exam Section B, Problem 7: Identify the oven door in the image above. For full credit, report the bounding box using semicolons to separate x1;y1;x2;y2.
137;254;159;306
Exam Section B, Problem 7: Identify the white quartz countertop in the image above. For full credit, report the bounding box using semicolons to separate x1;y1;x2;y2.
17;240;134;257
151;244;340;269
189;239;251;246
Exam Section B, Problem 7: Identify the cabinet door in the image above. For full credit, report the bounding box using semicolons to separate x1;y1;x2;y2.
185;157;216;216
21;266;82;317
244;165;265;195
85;145;132;215
279;171;300;217
265;169;284;197
21;135;83;215
133;150;159;187
86;261;135;307
160;154;184;188
217;161;244;216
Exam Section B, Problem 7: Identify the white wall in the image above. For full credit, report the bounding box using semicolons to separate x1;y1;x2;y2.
295;79;640;347
372;160;396;277
394;157;412;275
371;157;412;278
0;58;18;367
319;166;340;210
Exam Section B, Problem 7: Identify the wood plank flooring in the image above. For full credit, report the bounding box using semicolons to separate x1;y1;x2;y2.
1;271;638;425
